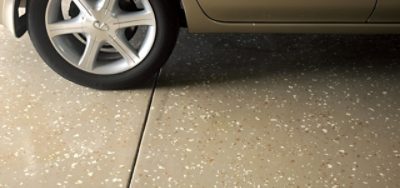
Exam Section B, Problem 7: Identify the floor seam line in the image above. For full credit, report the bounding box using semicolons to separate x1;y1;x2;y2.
126;71;160;188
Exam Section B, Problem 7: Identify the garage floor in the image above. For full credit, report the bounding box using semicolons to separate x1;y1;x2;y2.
0;26;400;187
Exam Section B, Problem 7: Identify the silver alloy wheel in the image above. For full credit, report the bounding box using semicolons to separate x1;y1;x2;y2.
45;0;157;75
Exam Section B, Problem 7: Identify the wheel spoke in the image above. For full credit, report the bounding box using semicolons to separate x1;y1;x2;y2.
116;10;156;28
99;0;118;17
108;35;141;66
72;0;95;16
47;17;85;38
78;36;103;71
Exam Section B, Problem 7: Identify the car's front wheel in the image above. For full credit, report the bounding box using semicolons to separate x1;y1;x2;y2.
28;0;179;90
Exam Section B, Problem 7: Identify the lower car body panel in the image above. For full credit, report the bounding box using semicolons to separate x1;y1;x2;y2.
195;0;375;22
369;0;400;22
181;0;400;34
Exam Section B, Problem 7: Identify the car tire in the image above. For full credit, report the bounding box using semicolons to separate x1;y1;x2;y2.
28;0;179;90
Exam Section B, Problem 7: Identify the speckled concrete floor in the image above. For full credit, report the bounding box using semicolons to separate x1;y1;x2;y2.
1;26;400;188
131;33;400;187
0;26;155;187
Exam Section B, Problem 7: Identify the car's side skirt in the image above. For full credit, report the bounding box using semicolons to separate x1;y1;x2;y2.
181;0;400;34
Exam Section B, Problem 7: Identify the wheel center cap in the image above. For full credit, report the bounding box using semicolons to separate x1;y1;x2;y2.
93;21;110;31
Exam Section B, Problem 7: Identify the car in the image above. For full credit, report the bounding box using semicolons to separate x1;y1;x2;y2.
1;0;399;89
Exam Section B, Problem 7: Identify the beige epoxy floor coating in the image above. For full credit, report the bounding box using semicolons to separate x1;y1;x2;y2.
132;33;400;187
1;26;400;187
0;26;154;187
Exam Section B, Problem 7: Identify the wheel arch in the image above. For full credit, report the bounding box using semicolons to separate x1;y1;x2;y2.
176;0;187;27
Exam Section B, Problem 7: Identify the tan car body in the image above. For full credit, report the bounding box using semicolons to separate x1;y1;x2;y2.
182;0;400;33
1;0;400;37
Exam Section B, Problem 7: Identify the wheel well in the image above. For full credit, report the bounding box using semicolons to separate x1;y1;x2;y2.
116;0;187;27
14;0;27;37
175;0;188;27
